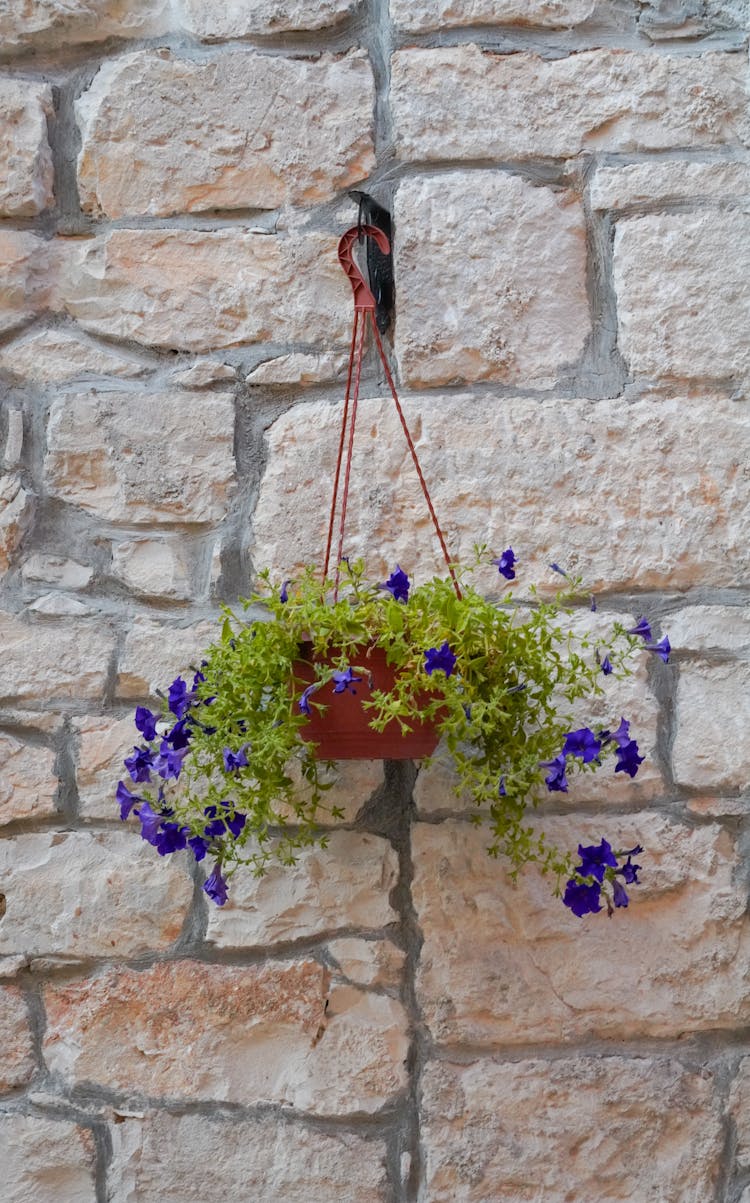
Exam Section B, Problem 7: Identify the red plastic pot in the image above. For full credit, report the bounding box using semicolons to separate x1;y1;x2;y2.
294;643;441;760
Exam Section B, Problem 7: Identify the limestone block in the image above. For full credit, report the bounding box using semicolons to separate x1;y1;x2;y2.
0;611;114;703
638;0;748;38
59;228;351;351
116;617;216;698
27;592;94;616
22;554;93;589
246;351;348;385
394;173;588;388
0;328;149;383
44;959;409;1113
668;605;750;656
421;1056;722;1202
179;0;359;37
2;408;23;468
0;232;58;335
328;937;405;989
111;537;194;600
281;757;384;824
391;46;750;161
107;1111;388;1203
0;985;34;1088
44;389;235;524
729;1058;750;1169
0;1115;96;1203
614;211;750;379
73;714;136;820
0;0;170;54
205;831;398;948
0;78;53;215
391;0;597;28
673;662;750;790
590;160;750;210
0;732;57;824
77;49;375;217
0;473;33;573
252;393;749;591
0;831;192;959
171;358;236;388
412;816;750;1045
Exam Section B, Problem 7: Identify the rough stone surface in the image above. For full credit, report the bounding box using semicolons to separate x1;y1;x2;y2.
2;407;23;467
282;757;384;825
77;49;375;217
0;328;149;383
0;831;192;959
673;662;750;790
394;173;588;387
21;554;94;590
0;985;34;1089
73;713;137;820
27;591;94;616
328;937;405;989
0;732;58;824
590;159;750;210
111;537;194;600
44;390;235;524
179;0;359;37
0;1115;97;1203
246;351;348;385
0;473;33;573
171;358;236;388
637;0;748;38
44;959;409;1112
116;617;216;698
668;604;750;656
58;229;351;351
391;0;597;29
0;0;170;54
206;831;398;947
252;393;749;590
412;816;750;1045
421;1056;723;1202
729;1057;750;1169
391;47;750;162
0;78;53;216
0;233;58;335
0;611;114;703
107;1111;389;1203
614;211;750;379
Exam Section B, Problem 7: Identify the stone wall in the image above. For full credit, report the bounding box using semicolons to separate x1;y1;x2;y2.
0;1;749;1200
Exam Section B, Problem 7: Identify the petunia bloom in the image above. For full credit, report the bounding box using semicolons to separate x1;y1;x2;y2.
137;800;163;845
540;753;568;793
134;706;158;741
279;579;290;604
549;562;569;579
562;878;602;917
424;643;457;678
576;838;618;882
381;565;410;602
618;855;641;885
154;822;189;856
188;835;210;862
116;780;140;821
168;676;194;719
562;727;602;765
222;745;249;773
612;879;629;908
332;667;362;695
645;636;670;664
298;684;318;716
492;548;516;581
124;745;154;784
615;739;644;778
154;741;188;781
204;862;229;906
600;655;613;676
627;616;653;643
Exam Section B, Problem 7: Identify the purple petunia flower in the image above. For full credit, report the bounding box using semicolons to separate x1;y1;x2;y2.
612;878;629;908
424;643;457;678
627;616;653;643
601;717;630;749
498;776;507;797
645;635;670;664
116;780;140;821
540;753;568;793
124;745;154;785
615;739;644;778
138;800;163;845
562;878;602;917
549;562;569;579
590;595;597;612
154;740;188;781
222;745;249;773
204;862;229;906
188;835;211;862
618;854;642;885
154;822;189;857
202;805;227;839
279;579;291;604
298;684;318;716
600;655;613;676
165;718;191;751
576;838;618;882
168;676;194;719
134;706;158;742
562;727;602;765
381;565;410;602
222;805;246;838
492;548;516;581
332;667;363;695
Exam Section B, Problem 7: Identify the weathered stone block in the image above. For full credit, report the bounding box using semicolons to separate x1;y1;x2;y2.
0;611;114;703
0;232;58;335
391;46;749;161
637;0;748;38
21;554;94;590
421;1056;722;1201
0;831;192;959
0;473;33;573
394;173;588;387
171;358;236;388
0;732;57;824
391;0;598;28
252;394;749;591
328;937;405;989
77;49;374;217
179;0;359;37
59;229;350;351
246;351;348;386
668;605;750;656
614;211;750;379
44;959;409;1112
0;985;34;1089
116;617;216;698
673;662;750;790
729;1057;750;1169
0;0;170;54
73;714;136;820
44;390;235;524
412;816;749;1045
107;1110;389;1203
0;328;148;383
281;757;384;825
206;831;398;948
590;160;750;210
111;537;195;600
0;78;53;215
0;1115;96;1203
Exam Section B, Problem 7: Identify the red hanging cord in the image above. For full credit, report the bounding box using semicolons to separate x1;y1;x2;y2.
324;225;462;601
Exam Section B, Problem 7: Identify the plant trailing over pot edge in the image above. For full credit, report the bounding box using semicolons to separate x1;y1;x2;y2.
116;548;670;919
